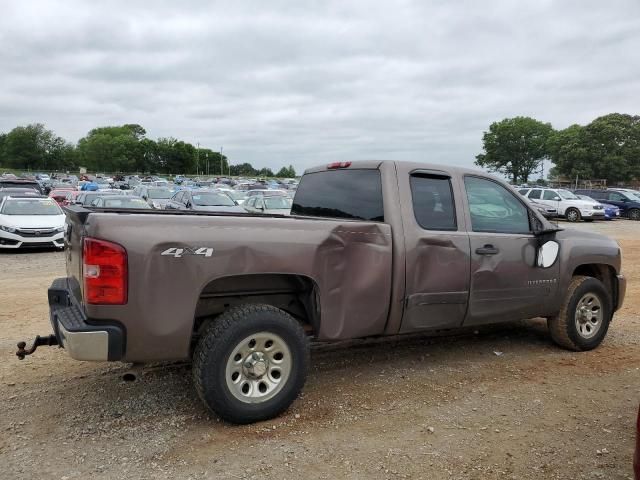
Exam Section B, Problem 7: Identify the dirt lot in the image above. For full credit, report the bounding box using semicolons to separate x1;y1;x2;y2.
1;221;639;479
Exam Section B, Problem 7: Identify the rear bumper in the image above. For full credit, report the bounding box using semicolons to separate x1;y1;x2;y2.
615;274;626;312
48;278;125;361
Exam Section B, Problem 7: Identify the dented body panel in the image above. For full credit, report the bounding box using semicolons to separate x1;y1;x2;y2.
56;160;625;363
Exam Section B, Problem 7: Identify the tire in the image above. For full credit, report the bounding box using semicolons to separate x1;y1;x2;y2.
565;208;581;222
548;276;611;351
628;208;640;221
192;304;309;424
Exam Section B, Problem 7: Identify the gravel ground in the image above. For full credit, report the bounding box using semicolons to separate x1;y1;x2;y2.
1;220;639;479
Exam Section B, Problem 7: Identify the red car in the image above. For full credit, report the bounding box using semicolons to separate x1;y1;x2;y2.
48;188;75;206
635;405;640;479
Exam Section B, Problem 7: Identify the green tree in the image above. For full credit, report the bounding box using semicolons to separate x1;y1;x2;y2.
276;164;296;177
2;123;71;171
229;162;256;176
257;167;274;177
476;117;553;184
77;124;148;172
548;113;640;183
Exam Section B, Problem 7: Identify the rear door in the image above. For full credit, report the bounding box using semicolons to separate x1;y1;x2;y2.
399;170;471;332
463;176;559;325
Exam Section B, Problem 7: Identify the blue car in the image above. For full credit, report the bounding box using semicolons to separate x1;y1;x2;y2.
600;202;620;220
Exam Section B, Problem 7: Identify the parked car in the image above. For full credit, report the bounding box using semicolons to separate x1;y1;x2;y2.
518;187;605;222
48;188;76;206
244;194;292;215
574;189;640;220
164;190;245;213
90;196;152;209
226;190;247;205
0;196;65;249
0;187;42;200
527;198;557;219
0;178;44;194
21;161;626;425
135;187;174;209
575;195;620;220
75;190;127;207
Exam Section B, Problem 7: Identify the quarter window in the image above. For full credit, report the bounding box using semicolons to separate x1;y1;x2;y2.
410;174;456;230
464;176;530;234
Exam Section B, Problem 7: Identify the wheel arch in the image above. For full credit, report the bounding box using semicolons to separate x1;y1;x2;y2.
571;263;617;309
192;273;321;340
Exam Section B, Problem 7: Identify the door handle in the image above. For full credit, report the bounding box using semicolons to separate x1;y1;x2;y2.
476;244;499;255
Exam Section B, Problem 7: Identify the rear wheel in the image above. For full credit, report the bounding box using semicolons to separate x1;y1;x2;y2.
628;208;640;221
548;276;611;351
565;208;581;222
192;304;309;424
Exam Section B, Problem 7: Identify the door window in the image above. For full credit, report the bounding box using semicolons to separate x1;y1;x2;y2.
528;189;542;200
608;192;626;202
464;176;531;234
173;191;184;203
542;190;559;201
410;174;456;230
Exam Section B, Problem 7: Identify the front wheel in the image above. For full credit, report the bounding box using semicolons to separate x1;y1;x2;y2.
192;304;309;424
565;208;581;222
628;208;640;221
548;276;611;351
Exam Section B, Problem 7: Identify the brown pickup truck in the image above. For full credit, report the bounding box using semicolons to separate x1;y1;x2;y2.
19;161;626;423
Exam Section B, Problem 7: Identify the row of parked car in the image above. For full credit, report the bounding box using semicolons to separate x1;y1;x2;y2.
518;186;640;222
0;175;297;249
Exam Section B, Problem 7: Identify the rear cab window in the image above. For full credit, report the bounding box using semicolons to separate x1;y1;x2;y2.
291;169;384;222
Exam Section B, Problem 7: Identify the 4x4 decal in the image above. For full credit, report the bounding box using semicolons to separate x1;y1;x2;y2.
160;247;213;258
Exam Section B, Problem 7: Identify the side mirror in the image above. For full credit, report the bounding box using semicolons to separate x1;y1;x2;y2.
553;196;561;201
537;241;559;268
142;195;148;201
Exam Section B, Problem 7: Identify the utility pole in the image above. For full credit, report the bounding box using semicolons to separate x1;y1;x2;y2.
196;142;200;176
220;146;224;176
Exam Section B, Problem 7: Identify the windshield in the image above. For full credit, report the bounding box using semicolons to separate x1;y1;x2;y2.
1;198;62;215
625;192;640;202
147;189;173;199
192;193;235;206
264;196;291;209
102;198;152;209
557;189;579;200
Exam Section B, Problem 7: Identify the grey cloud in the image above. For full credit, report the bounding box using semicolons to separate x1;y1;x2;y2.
1;0;640;173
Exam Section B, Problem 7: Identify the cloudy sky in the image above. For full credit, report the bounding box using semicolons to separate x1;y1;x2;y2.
1;1;639;173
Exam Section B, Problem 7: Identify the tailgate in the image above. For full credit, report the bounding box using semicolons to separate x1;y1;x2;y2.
62;206;89;304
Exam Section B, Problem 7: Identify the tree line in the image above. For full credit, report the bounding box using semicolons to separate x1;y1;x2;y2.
476;113;640;184
0;123;296;178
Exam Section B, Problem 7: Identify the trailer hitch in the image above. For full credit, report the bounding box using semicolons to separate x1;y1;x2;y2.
16;335;59;360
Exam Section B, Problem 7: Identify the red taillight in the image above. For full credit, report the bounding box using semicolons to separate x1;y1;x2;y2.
83;237;128;305
327;161;352;169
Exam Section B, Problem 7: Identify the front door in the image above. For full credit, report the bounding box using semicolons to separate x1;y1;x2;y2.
400;171;471;332
463;176;560;325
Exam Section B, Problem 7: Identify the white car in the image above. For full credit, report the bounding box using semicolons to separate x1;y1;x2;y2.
518;187;605;222
244;194;292;215
0;196;65;249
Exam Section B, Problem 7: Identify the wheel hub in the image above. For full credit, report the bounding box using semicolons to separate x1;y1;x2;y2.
243;352;268;378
